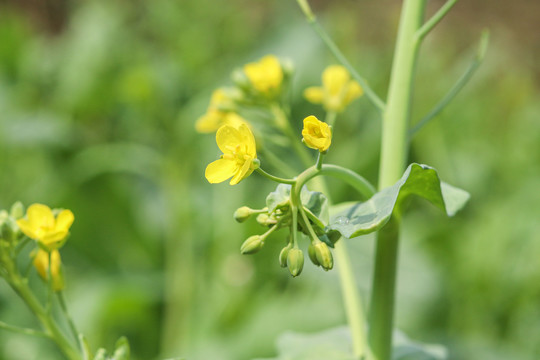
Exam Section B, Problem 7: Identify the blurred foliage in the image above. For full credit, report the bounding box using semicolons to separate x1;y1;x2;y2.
0;0;539;359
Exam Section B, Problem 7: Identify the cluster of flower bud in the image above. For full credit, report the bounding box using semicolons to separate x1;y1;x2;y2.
234;196;335;278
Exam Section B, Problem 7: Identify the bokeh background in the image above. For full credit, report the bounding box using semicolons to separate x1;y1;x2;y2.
1;0;539;359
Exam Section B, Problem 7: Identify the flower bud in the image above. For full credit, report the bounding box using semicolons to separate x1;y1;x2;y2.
307;244;320;266
256;213;277;226
287;248;304;277
279;243;293;268
10;202;24;220
240;235;264;255
314;242;333;271
234;206;252;223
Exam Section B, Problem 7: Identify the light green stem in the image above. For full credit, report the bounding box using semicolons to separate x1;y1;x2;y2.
369;1;426;360
0;320;49;338
7;274;81;360
256;167;296;184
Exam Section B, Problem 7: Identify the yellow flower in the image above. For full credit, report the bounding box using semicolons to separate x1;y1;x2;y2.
304;65;363;112
16;204;74;250
243;55;283;96
205;123;258;185
33;249;64;291
302;115;332;152
195;89;248;133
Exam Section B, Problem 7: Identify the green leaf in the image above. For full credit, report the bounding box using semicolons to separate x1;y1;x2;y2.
328;163;470;239
393;330;447;360
252;326;356;360
253;326;447;360
266;184;329;229
266;184;292;213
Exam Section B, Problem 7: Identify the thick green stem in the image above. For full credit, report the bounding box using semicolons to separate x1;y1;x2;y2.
369;1;426;360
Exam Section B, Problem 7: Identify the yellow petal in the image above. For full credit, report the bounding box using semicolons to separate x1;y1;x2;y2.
216;125;243;155
344;81;363;105
230;156;253;185
27;203;55;230
33;249;64;291
302;115;332;152
237;123;257;158
195;111;223;133
55;210;74;233
322;65;350;96
205;158;238;184
16;218;39;239
223;113;249;129
41;230;69;248
303;87;325;104
244;55;283;94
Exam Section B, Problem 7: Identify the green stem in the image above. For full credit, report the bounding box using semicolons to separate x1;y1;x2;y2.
270;104;313;166
0;320;49;338
409;30;489;137
256;167;296;184
7;274;81;360
415;0;458;42
295;164;375;200
325;111;337;128
315;152;324;170
334;240;367;358
369;1;426;360
57;292;82;349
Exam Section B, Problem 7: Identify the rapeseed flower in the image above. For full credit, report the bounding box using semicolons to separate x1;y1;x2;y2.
205;123;258;185
195;88;248;133
304;65;363;112
302;115;332;152
243;55;283;96
16;204;74;250
33;249;64;291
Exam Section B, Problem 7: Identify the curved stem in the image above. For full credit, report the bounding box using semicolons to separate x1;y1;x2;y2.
256;168;296;185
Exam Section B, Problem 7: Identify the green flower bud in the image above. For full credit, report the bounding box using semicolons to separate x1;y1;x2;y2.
314;242;333;271
287;248;304;277
240;235;264;255
234;206;252;223
307;244;320;266
10;202;24;220
279;243;293;268
256;213;277;226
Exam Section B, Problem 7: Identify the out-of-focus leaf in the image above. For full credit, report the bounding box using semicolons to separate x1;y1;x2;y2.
111;336;130;360
328;163;470;239
392;330;447;360
252;326;355;360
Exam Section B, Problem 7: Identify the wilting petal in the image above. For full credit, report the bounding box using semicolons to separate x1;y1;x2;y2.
205;158;238;184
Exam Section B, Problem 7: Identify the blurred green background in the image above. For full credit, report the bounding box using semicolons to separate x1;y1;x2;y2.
0;0;539;359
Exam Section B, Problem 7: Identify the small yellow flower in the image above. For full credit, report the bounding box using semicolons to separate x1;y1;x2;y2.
304;65;363;112
243;55;283;96
33;249;64;291
302;115;332;152
16;204;74;250
205;123;258;185
195;89;248;133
